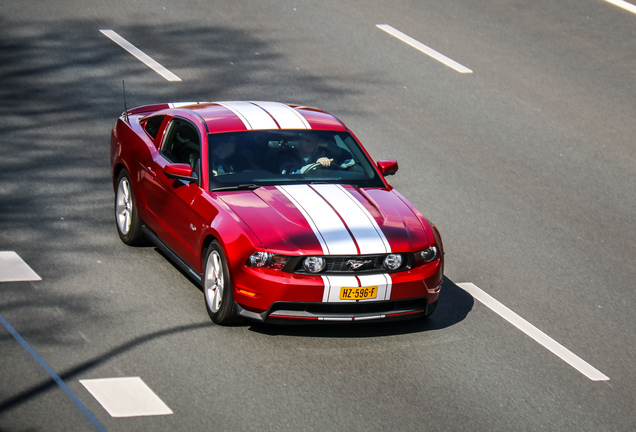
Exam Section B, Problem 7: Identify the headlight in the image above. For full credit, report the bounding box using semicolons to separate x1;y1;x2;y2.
383;254;403;270
246;252;289;270
303;256;326;273
416;246;438;263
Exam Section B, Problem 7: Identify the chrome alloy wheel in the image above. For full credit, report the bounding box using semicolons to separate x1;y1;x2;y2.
116;177;133;235
205;250;224;313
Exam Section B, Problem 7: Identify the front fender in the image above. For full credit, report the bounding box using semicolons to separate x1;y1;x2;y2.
195;193;265;276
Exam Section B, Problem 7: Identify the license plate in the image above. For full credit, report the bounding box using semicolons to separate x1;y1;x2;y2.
339;286;378;300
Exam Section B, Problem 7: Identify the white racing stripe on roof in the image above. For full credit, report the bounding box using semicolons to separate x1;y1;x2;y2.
277;185;357;255
312;184;390;254
251;101;311;129
168;102;198;108
217;101;279;130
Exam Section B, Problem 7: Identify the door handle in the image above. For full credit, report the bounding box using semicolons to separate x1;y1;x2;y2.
147;166;157;177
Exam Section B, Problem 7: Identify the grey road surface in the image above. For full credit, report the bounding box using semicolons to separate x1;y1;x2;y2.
1;0;635;430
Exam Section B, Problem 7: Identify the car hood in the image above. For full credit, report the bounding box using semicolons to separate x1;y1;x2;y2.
216;184;432;256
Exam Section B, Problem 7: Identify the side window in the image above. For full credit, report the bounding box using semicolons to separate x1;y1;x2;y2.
143;115;165;139
161;119;201;169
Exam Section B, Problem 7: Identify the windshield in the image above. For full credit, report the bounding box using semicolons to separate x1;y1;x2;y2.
207;130;385;190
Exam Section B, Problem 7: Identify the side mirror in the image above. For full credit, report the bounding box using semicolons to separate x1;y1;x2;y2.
377;160;398;176
164;163;198;182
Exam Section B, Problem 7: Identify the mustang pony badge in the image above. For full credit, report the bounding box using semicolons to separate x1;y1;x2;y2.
345;259;373;270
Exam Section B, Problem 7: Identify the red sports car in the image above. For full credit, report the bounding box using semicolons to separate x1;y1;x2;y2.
110;101;443;324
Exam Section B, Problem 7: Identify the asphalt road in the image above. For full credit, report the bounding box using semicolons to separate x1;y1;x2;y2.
1;0;635;430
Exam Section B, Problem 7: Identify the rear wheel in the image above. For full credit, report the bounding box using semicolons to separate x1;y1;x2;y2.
115;169;144;245
204;241;237;324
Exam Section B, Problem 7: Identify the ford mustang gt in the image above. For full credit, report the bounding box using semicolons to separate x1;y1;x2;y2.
110;101;443;324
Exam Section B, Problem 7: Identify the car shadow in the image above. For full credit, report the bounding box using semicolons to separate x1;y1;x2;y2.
249;276;474;338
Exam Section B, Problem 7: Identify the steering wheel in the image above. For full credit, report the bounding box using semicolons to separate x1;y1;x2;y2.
299;162;322;174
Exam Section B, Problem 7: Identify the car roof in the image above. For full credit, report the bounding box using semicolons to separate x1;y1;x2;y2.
133;101;349;134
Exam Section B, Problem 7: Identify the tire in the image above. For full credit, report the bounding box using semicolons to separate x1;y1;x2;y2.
203;241;238;324
115;169;144;245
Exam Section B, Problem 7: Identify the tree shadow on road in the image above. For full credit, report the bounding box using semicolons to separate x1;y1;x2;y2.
0;320;214;414
0;17;375;281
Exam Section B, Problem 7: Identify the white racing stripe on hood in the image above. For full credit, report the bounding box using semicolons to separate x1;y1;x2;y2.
312;184;390;255
218;101;311;130
277;185;357;255
276;184;391;255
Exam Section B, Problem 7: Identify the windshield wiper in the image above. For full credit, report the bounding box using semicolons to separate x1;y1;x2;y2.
211;184;261;192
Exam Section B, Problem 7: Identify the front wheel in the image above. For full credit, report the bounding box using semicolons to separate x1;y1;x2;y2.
115;169;144;245
203;241;238;324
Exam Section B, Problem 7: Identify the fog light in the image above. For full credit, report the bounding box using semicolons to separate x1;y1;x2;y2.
383;254;403;270
303;256;326;273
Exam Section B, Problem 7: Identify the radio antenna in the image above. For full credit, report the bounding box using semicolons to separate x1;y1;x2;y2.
122;80;129;122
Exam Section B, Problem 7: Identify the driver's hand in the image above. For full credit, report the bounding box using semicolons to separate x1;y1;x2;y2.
317;157;333;167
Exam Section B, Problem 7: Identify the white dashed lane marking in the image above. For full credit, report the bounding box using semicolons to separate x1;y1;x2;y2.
604;0;636;14
458;283;609;381
100;29;182;82
0;251;41;282
80;377;173;418
1;251;606;388
377;24;473;74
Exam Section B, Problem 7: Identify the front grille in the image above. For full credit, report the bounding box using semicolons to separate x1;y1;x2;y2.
287;254;411;274
326;256;385;272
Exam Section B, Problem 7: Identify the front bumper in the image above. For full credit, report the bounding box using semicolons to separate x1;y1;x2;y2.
231;261;443;323
236;296;438;323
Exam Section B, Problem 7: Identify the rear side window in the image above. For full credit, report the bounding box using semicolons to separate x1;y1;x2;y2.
144;115;165;139
161;119;201;168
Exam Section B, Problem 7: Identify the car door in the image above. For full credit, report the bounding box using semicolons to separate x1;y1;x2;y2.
142;117;204;268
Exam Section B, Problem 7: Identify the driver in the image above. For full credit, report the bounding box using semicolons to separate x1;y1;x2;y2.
211;136;238;175
280;135;354;174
